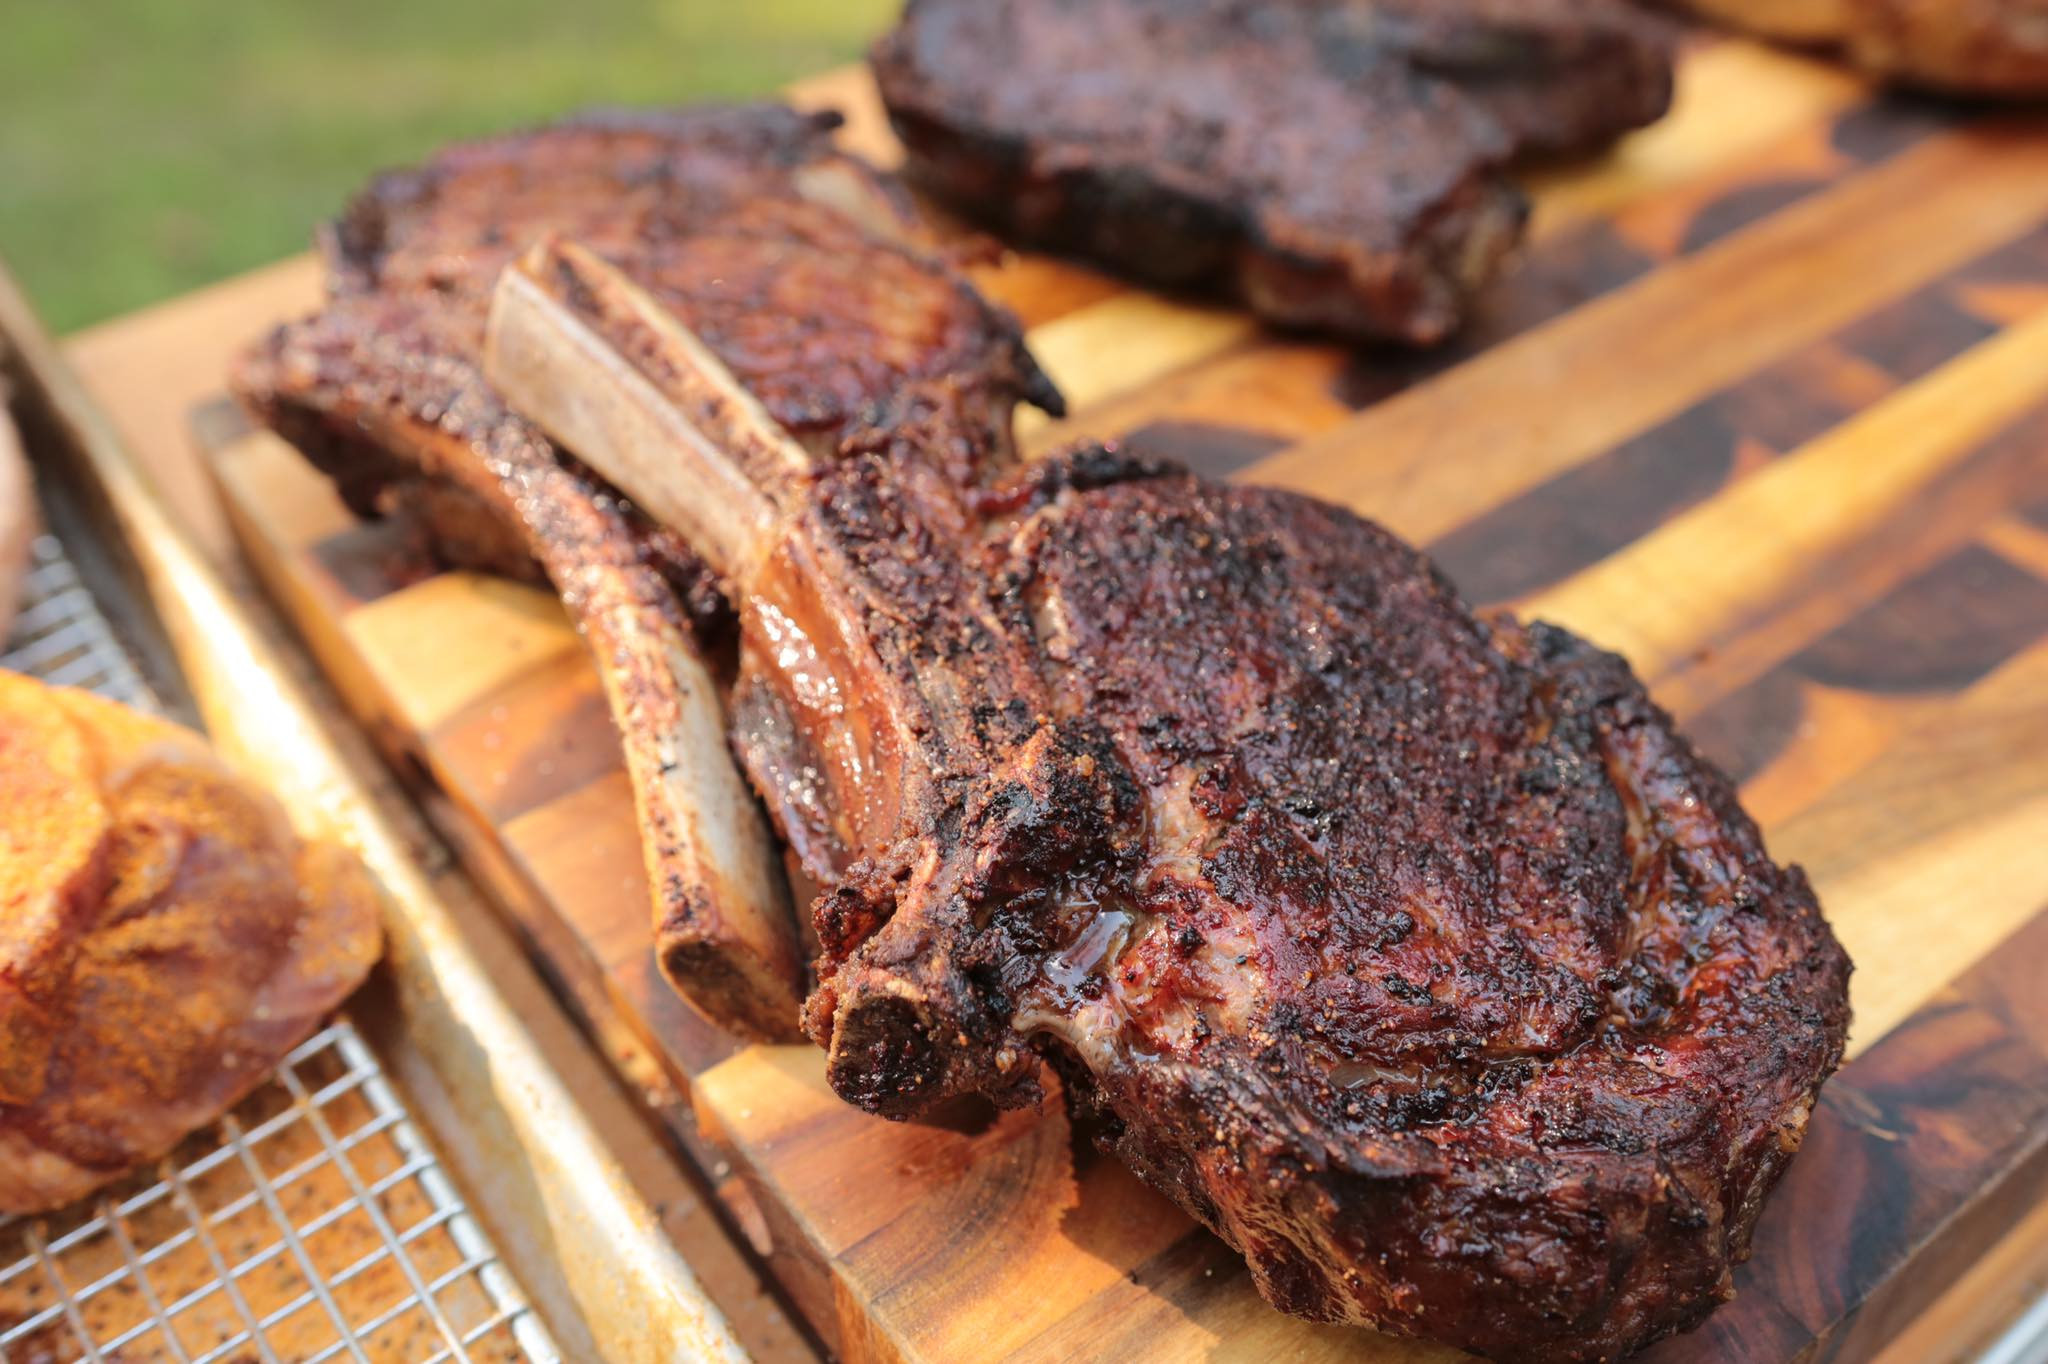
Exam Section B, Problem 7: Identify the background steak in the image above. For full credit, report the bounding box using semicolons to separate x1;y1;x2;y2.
871;0;1675;344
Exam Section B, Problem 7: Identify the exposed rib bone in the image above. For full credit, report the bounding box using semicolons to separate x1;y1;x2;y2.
789;161;922;250
487;239;960;1074
481;238;822;1042
485;239;802;584
574;562;806;1043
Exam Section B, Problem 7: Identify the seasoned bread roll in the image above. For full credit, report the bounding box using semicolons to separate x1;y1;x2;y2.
0;671;382;1212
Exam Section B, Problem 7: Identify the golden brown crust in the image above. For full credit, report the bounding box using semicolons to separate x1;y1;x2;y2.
0;676;111;1109
0;673;382;1213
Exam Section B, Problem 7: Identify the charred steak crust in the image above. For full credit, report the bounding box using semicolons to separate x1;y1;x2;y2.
791;453;1849;1362
870;0;1675;344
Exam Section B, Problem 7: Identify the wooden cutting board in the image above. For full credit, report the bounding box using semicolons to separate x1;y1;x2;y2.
197;42;2048;1364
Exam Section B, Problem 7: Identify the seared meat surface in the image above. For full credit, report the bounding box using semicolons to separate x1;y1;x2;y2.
871;0;1675;344
487;245;1852;1363
0;673;380;1213
234;105;1059;1039
1651;0;2048;96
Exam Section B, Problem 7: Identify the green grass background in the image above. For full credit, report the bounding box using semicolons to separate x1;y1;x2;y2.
0;0;897;331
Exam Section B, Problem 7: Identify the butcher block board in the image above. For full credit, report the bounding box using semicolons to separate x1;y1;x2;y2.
193;42;2048;1364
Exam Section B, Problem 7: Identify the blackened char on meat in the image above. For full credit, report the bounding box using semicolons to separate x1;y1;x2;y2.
485;246;1851;1364
232;104;1061;1040
871;0;1676;343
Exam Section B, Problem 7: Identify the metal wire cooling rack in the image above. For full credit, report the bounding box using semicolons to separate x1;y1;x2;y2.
0;535;153;706
1;533;560;1364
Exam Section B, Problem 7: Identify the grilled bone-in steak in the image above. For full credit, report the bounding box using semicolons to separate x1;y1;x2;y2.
486;243;1852;1363
870;0;1676;344
233;105;1059;1040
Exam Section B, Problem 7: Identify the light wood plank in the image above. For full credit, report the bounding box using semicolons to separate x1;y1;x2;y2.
503;770;652;971
66;256;325;562
213;427;358;546
788;65;902;169
344;572;579;733
1247;127;2048;546
1983;516;2048;580
1022;342;1349;458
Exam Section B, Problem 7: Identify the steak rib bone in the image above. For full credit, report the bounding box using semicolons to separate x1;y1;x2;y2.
486;237;809;582
579;549;802;1040
243;325;803;1041
488;238;1050;1103
236;105;1073;1043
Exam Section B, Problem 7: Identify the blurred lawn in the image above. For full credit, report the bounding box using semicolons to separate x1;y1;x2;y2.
0;0;896;331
